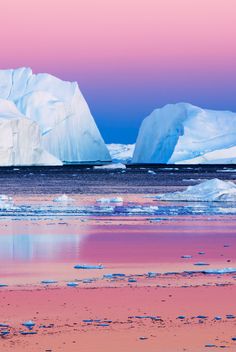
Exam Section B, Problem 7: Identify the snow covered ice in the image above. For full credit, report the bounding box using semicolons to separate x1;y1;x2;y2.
0;67;110;165
156;178;236;202
133;103;236;164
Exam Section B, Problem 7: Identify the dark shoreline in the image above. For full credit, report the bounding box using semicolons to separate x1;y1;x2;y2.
0;165;235;195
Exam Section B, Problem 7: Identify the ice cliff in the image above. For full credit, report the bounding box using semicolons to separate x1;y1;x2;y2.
132;103;236;164
0;67;110;165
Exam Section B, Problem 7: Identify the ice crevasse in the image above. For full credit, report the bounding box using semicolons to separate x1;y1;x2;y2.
0;67;111;166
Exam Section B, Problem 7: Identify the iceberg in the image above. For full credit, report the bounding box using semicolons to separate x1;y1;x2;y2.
0;99;61;166
156;178;236;202
0;67;110;164
132;103;236;164
107;144;135;163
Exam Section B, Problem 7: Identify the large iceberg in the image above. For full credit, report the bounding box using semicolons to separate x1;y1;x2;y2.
0;98;61;166
0;67;110;164
156;178;236;202
132;103;236;164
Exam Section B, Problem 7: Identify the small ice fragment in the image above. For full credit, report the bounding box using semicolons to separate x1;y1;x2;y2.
128;278;137;283
147;170;156;175
181;255;192;259
74;264;104;269
203;268;236;274
177;316;186;319
0;283;8;287
53;194;74;202
66;282;78;287
41;280;57;284
194;262;210;266
196;315;207;319
147;272;158;278
96;197;123;203
139;336;148;340
214;316;222;320
22;320;35;330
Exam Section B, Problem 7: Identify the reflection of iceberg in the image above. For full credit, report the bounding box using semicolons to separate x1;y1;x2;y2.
0;233;83;262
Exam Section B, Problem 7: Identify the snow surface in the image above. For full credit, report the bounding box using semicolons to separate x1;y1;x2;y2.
107;144;135;163
132;103;236;164
0;67;110;165
0;98;61;166
156;179;236;202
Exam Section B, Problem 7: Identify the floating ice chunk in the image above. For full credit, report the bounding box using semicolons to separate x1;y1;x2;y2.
203;268;236;274
67;282;78;287
41;280;58;284
94;163;126;169
0;284;8;287
156;179;236;202
147;170;156;175
53;194;74;203
0;194;15;210
74;264;104;269
22;320;35;330
96;197;123;203
194;262;210;266
181;255;192;259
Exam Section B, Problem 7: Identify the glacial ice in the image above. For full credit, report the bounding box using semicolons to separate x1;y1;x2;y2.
132;103;236;164
107;144;135;163
0;67;110;165
156;179;236;202
0;98;61;166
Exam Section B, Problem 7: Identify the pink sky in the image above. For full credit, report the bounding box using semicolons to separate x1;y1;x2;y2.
0;0;236;142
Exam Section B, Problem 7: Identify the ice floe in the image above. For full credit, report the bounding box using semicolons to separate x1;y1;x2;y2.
53;194;74;203
156;179;236;202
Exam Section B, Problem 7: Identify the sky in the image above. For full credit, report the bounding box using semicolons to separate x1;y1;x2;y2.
0;0;236;143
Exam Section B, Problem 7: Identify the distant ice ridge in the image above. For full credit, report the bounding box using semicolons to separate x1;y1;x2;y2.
156;179;236;202
107;144;135;163
0;67;110;165
132;103;236;164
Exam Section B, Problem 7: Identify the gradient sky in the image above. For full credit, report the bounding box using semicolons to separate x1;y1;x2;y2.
0;0;236;143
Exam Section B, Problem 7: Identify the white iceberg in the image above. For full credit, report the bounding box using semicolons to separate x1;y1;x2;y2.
107;144;135;163
0;99;60;166
132;103;236;164
156;179;236;202
0;67;111;164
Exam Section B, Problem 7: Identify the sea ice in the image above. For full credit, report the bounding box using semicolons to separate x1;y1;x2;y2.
156;179;236;202
94;163;126;169
53;194;74;203
96;197;123;203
